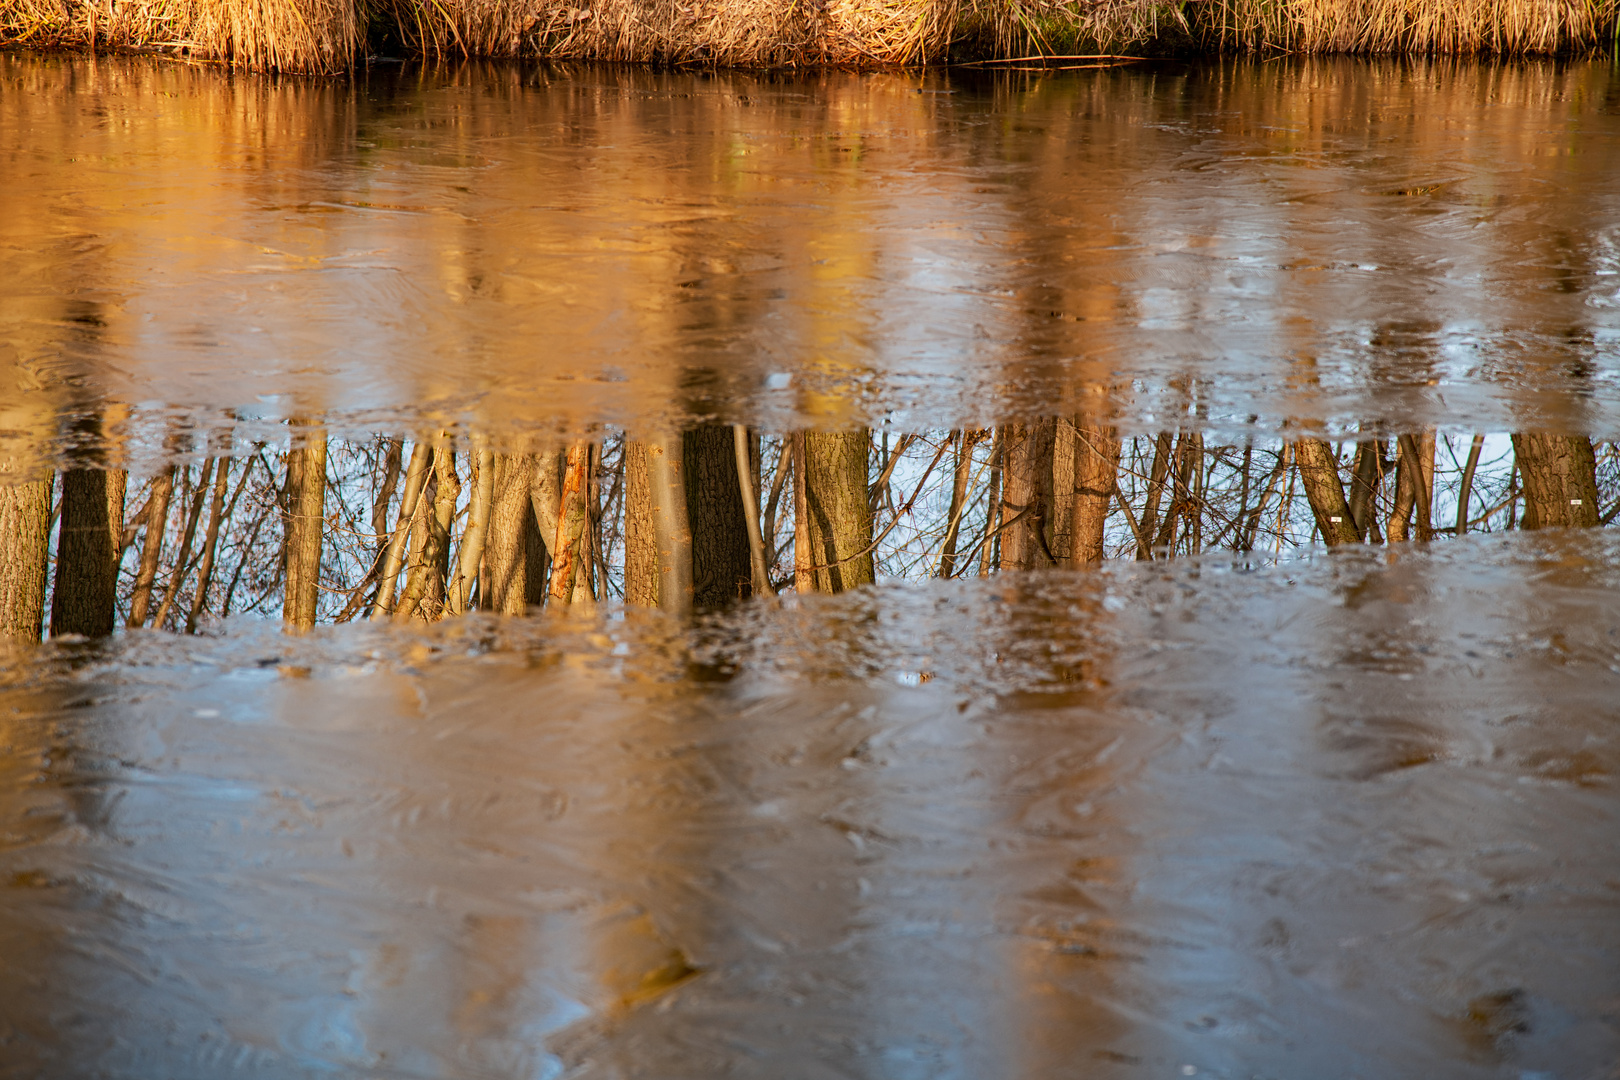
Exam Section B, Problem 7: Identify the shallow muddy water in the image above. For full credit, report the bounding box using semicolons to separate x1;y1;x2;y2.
2;51;1620;1080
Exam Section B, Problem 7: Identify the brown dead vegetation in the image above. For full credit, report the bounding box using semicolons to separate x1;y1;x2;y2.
2;0;1614;72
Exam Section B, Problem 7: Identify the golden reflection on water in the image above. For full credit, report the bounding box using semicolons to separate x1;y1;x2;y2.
2;55;1619;475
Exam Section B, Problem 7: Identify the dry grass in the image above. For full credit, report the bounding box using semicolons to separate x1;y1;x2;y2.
1204;0;1620;54
0;0;364;71
0;0;1614;69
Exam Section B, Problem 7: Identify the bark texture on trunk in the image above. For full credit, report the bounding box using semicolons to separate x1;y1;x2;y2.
549;442;592;607
282;428;327;631
999;420;1056;570
1070;418;1121;566
1293;438;1361;546
51;467;127;638
801;429;873;593
683;423;751;610
0;477;53;643
623;441;660;608
1512;433;1600;529
485;453;544;615
1047;420;1076;564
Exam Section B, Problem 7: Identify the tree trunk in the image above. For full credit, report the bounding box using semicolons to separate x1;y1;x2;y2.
371;441;432;620
0;477;53;643
128;466;174;627
1346;438;1383;542
1456;434;1485;534
185;457;232;633
623;441;660;608
282;426;327;632
1512;434;1600;529
801;430;874;593
1388;431;1435;542
977;429;1003;576
549;441;593;608
684;424;751;610
50;467;127;638
733;426;774;597
448;445;494;616
938;430;976;578
484;453;543;615
1293;438;1361;546
1136;432;1174;560
999;420;1056;571
641;435;692;615
1070;418;1120;566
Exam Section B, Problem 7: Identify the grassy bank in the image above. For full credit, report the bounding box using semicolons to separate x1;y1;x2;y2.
2;0;1617;73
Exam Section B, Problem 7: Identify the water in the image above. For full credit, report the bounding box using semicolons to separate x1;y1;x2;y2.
2;52;1620;1079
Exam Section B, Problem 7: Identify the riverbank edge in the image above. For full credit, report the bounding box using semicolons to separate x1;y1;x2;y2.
3;0;1619;75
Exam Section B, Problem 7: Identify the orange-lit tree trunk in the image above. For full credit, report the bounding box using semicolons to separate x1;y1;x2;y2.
128;465;174;627
999;420;1056;570
799;430;873;594
0;476;53;643
282;425;327;631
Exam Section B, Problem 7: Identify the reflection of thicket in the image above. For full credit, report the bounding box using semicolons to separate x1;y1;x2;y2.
1;422;1615;641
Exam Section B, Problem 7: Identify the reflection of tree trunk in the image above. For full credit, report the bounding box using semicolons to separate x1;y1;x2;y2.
484;453;544;615
801;430;873;594
1152;434;1197;556
1136;432;1174;560
977;429;1003;576
151;462;211;632
1388;431;1435;542
1293;437;1360;546
185;457;232;634
0;477;53;642
1048;420;1075;564
371;441;432;620
684;424;750;610
1512;433;1600;529
128;466;174;627
1070;418;1120;566
938;430;978;578
549;441;593;608
733;425;774;597
1456;434;1485;534
1346;438;1384;543
999;420;1055;571
51;467;127;638
623;441;658;608
282;425;327;631
448;445;494;616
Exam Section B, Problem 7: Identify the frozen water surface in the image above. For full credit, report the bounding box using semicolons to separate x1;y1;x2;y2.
2;534;1618;1078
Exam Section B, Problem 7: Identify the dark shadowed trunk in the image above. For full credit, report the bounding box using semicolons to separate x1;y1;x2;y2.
282;425;327;631
0;477;53;643
684;423;751;610
51;467;127;638
801;430;873;594
1346;437;1385;543
1512;433;1600;529
1293;437;1361;546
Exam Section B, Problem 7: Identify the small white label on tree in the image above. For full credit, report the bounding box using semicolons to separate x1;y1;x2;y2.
1329;516;1342;523
1571;499;1582;505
